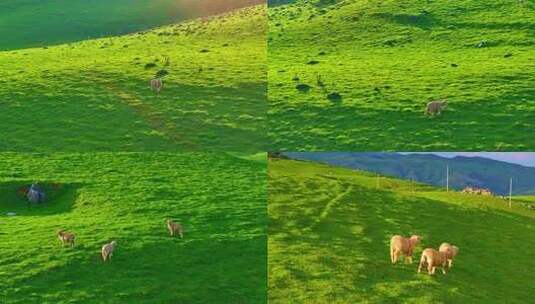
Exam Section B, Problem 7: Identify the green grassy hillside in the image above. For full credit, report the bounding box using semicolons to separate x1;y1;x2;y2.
0;5;266;152
268;158;534;303
268;0;535;150
0;0;262;50
0;153;266;304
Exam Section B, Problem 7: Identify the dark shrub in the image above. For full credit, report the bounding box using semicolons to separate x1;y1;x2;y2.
296;84;311;93
327;92;342;102
144;63;157;69
155;69;169;78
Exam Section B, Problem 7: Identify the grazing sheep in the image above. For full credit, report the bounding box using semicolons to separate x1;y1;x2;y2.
150;78;163;94
390;235;422;264
425;100;447;116
167;220;183;238
418;248;449;275
57;230;75;247
439;243;459;268
101;241;117;262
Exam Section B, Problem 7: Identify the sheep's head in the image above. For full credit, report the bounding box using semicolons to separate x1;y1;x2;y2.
452;245;459;257
410;235;422;245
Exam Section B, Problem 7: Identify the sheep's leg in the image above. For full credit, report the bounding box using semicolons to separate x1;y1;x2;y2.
448;260;453;268
430;266;436;275
442;267;446;275
390;248;395;264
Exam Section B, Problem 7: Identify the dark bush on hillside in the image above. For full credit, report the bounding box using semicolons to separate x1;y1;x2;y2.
144;63;157;69
327;92;342;102
296;84;311;93
307;60;319;65
155;69;169;78
200;49;210;53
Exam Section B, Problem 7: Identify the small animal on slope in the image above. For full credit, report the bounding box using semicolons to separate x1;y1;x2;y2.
57;230;75;247
101;241;117;262
425;100;448;116
167;220;184;238
390;235;422;264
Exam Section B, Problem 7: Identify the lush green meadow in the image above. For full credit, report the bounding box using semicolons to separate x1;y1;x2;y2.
0;5;266;152
0;153;267;303
268;0;535;150
268;158;534;303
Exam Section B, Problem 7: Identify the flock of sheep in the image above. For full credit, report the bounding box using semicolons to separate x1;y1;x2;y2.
56;220;183;262
390;235;459;275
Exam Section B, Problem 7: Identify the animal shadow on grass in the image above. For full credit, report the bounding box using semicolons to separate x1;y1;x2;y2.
0;181;82;216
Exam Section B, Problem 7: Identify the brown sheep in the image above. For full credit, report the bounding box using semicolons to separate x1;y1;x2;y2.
439;243;459;268
167;220;183;238
418;248;449;275
57;230;75;247
101;241;117;262
150;78;163;94
390;235;422;264
425;100;447;116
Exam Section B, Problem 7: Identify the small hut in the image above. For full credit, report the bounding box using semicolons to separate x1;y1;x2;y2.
27;183;46;203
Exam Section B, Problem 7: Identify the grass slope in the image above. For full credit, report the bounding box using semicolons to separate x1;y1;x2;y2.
0;5;266;152
268;0;535;150
0;153;266;304
0;0;263;50
268;158;534;303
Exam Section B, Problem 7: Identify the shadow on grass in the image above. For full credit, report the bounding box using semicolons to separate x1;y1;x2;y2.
0;181;82;216
6;236;266;304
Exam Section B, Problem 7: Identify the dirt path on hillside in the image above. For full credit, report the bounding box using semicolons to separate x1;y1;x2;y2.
314;185;354;226
86;72;198;149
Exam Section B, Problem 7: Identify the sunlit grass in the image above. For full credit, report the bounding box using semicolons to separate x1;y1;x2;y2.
0;152;267;304
268;0;535;150
268;158;534;303
0;5;267;152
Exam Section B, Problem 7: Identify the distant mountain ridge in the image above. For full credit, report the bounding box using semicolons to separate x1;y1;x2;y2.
284;153;535;195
